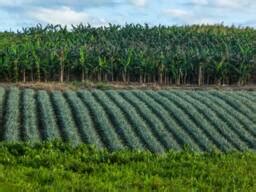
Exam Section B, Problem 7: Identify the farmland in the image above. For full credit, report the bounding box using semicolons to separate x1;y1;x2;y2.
1;142;256;191
1;23;256;191
0;87;256;152
0;24;256;85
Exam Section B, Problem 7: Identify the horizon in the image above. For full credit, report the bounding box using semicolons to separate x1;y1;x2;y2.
0;0;255;32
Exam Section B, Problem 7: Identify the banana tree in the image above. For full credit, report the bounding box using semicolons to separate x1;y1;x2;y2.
79;45;87;82
9;45;19;82
120;47;133;83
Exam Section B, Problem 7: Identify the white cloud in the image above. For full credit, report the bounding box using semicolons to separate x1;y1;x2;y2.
0;0;30;6
193;18;216;25
29;6;89;25
191;0;208;6
214;0;242;9
129;0;147;7
163;8;218;25
187;0;254;10
28;6;108;26
164;9;192;22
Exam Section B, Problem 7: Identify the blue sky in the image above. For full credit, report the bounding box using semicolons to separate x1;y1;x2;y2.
0;0;255;31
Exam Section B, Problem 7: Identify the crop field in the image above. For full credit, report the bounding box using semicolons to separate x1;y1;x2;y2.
1;25;256;85
0;87;256;152
1;11;256;191
1;142;256;191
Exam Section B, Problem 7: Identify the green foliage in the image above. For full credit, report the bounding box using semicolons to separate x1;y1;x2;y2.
0;87;256;153
36;90;60;140
106;90;164;152
146;91;202;150
77;90;124;150
20;89;40;141
64;91;102;147
0;142;256;191
50;91;80;144
200;92;256;149
173;91;236;151
120;91;174;151
0;24;256;84
92;90;144;150
2;88;20;141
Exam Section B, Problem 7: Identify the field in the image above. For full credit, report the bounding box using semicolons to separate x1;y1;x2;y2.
0;87;256;152
0;142;256;191
1;22;256;191
1;25;256;85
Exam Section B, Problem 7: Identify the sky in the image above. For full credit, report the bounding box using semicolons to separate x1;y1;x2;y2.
0;0;255;31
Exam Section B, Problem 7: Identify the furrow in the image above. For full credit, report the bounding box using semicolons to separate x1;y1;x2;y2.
119;91;171;151
237;92;256;103
199;92;256;149
77;90;124;151
105;90;164;152
146;91;202;151
159;91;216;151
132;90;182;150
20;89;40;142
50;91;81;144
227;92;256;114
174;91;238;151
92;90;144;150
171;91;235;151
1;88;20;141
188;92;248;150
36;90;61;140
0;87;6;140
64;91;103;148
210;91;256;137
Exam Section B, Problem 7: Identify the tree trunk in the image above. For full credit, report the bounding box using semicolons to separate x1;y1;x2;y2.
23;69;26;83
165;73;168;85
198;65;203;86
60;63;64;83
111;72;114;82
206;75;210;85
159;72;163;84
30;70;34;82
67;68;70;82
44;71;48;82
36;65;40;82
122;71;127;83
176;74;181;85
13;61;18;82
98;72;101;81
81;68;85;82
127;72;130;83
104;73;108;81
140;73;143;83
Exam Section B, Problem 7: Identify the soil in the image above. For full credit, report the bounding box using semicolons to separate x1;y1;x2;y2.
0;81;256;91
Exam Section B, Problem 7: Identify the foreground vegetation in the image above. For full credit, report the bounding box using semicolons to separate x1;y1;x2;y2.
0;24;256;84
0;142;255;191
0;87;256;152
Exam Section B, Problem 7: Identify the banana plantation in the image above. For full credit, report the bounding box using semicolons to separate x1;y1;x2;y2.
0;24;255;85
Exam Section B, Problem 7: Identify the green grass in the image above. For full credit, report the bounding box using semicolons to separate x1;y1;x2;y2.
0;142;255;191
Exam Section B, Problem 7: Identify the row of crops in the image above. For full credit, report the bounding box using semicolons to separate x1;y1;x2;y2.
0;24;256;84
0;87;256;151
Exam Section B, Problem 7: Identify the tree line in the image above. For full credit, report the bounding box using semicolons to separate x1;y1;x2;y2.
0;24;255;85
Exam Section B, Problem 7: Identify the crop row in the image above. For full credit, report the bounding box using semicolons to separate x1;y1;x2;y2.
0;88;256;152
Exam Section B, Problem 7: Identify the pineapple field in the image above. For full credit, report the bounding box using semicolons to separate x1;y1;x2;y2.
1;24;256;191
1;87;256;152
